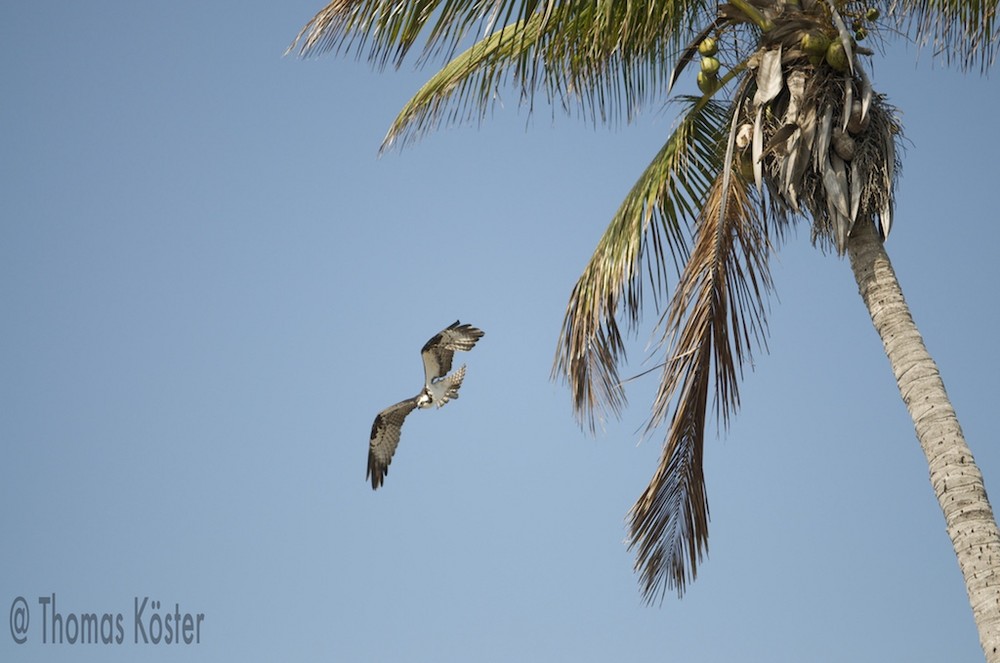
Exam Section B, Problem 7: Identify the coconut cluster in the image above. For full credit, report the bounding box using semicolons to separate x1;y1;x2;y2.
697;37;722;94
695;0;899;252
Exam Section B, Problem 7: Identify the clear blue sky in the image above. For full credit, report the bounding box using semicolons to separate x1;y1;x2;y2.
2;2;998;661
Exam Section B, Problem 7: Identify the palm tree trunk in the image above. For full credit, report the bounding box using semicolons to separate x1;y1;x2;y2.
848;218;1000;661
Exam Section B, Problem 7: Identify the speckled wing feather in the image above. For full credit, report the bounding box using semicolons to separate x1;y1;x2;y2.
420;320;485;385
367;398;419;490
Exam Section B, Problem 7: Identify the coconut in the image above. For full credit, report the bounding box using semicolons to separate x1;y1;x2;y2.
846;100;869;134
865;7;880;20
698;37;718;57
701;56;721;76
801;32;830;56
697;71;718;94
832;128;856;161
825;40;849;72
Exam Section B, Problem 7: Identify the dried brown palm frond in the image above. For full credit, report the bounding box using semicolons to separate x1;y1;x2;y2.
552;97;730;430
629;158;773;602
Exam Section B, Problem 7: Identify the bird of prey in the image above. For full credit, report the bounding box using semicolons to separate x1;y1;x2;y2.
367;320;485;489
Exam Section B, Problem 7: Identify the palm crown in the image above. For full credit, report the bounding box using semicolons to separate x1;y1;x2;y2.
290;0;997;604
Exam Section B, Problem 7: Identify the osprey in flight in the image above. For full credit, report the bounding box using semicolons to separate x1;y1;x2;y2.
367;320;485;489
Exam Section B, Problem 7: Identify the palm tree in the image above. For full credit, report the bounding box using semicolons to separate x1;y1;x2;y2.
289;0;1000;656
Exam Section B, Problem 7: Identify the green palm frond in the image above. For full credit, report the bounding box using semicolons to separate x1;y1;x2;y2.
552;97;729;430
290;0;718;125
630;159;773;601
889;0;999;71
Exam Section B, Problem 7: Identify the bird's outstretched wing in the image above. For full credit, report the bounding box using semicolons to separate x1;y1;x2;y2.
367;398;419;490
420;320;485;385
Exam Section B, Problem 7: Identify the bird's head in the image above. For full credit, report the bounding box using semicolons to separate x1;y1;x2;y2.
415;389;433;409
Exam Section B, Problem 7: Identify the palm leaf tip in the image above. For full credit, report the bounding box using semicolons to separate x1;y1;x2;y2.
285;2;349;58
629;376;710;602
891;0;999;72
287;0;469;65
553;283;630;431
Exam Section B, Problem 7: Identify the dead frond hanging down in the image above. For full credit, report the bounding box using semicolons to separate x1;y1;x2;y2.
629;161;773;602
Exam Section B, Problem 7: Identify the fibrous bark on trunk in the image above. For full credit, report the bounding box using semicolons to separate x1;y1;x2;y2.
848;217;1000;662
